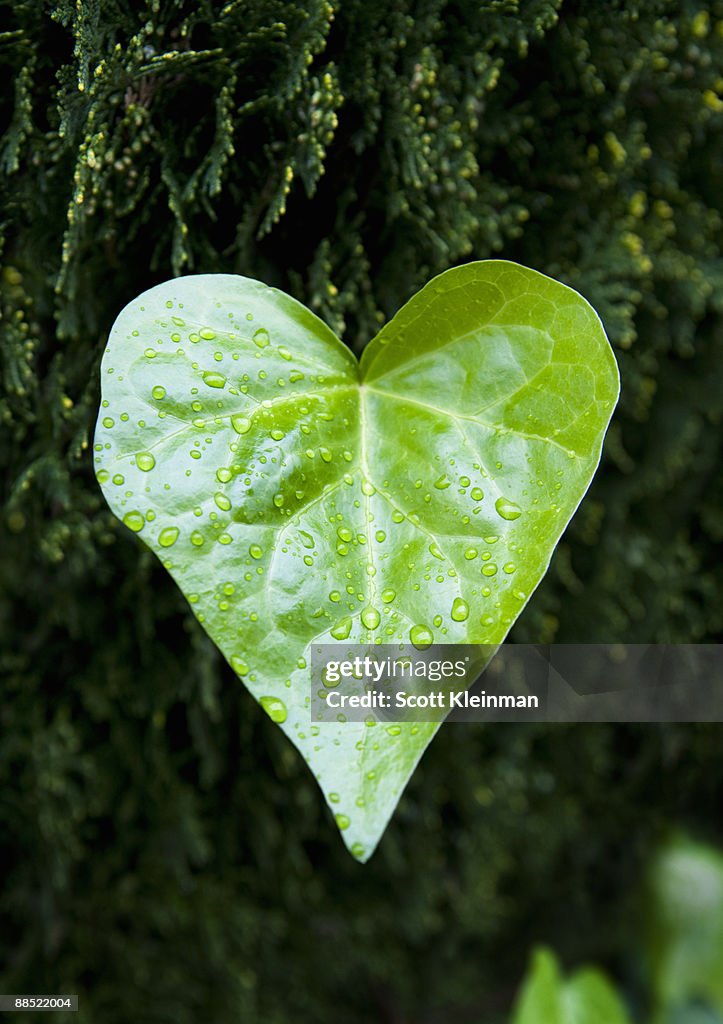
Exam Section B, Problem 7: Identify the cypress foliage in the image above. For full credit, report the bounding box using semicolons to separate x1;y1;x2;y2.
1;2;722;1021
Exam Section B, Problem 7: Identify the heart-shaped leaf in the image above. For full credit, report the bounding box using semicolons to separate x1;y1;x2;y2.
94;261;619;860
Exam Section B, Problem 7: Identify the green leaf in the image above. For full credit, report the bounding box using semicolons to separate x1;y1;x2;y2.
93;261;619;860
511;948;632;1024
647;838;723;1021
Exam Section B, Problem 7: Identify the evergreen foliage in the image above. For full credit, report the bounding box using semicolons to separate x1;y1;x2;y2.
1;2;722;1020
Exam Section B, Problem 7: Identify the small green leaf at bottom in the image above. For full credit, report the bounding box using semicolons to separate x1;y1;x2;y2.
511;948;632;1024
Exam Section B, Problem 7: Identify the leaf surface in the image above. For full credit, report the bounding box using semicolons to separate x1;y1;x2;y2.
94;262;619;860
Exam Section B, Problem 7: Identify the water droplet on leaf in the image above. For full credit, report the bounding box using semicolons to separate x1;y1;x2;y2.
232;415;251;434
123;511;144;533
361;607;380;630
331;617;352;640
495;497;522;520
260;696;287;723
410;624;433;649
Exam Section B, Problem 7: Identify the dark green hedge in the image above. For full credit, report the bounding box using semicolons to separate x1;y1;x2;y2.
1;2;722;1021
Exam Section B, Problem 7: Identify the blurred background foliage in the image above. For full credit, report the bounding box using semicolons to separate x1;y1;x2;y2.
1;0;722;1020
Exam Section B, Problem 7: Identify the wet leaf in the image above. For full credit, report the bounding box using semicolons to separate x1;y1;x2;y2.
94;262;619;860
